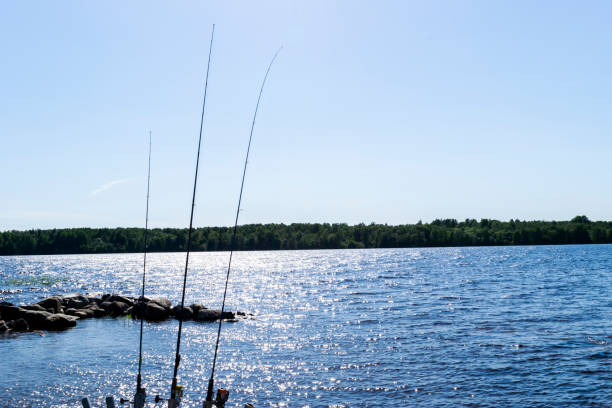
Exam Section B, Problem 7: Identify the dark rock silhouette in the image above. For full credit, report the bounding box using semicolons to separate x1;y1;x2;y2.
172;305;193;320
37;297;62;313
13;318;29;331
22;310;53;329
0;303;24;321
45;313;78;330
144;302;168;321
0;294;243;336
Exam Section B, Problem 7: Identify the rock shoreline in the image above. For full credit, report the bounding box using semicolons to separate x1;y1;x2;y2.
0;293;244;334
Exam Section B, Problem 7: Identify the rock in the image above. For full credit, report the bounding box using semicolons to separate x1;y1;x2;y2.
193;309;234;321
77;308;94;318
0;294;242;336
190;303;206;315
22;304;47;312
85;305;106;318
45;313;77;330
108;301;130;316
144;302;169;321
195;309;221;322
65;308;91;319
63;294;89;309
64;308;79;316
108;295;134;307
171;305;193;320
0;302;25;321
130;301;146;319
99;301;113;312
37;297;63;313
22;310;53;329
86;297;102;305
14;318;29;331
151;298;171;310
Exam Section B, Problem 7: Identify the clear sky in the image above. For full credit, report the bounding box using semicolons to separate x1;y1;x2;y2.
1;1;611;231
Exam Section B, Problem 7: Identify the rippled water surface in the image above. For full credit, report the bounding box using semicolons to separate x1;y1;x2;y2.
0;246;610;407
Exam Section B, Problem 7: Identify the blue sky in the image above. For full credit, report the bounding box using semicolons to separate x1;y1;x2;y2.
1;1;611;230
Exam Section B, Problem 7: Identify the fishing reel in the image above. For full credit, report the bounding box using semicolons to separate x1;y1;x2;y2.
117;385;146;408
203;388;229;408
216;388;229;406
168;385;185;408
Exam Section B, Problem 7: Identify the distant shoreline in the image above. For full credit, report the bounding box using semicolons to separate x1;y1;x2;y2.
1;216;610;256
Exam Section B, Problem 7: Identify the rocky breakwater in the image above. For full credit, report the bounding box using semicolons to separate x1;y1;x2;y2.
0;293;244;335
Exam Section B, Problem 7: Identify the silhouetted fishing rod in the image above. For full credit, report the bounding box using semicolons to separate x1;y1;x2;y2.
204;46;282;407
134;131;152;408
168;25;215;407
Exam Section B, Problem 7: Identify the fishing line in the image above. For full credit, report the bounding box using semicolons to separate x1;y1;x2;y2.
135;130;152;397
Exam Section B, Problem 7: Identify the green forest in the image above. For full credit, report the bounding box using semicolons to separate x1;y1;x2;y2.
0;216;610;256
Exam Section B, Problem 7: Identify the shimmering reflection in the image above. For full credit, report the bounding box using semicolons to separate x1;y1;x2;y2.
0;246;611;407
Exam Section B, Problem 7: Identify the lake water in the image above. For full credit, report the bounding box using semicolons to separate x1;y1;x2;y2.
0;246;610;407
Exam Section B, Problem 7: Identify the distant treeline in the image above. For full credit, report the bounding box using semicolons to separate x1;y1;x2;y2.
0;216;611;256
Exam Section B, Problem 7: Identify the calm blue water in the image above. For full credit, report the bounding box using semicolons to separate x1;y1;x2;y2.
0;246;610;407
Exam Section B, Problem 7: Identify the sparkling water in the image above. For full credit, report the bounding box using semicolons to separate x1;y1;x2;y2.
0;246;610;407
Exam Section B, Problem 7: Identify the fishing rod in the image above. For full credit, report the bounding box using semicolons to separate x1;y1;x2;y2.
134;131;152;408
204;46;282;408
168;24;215;408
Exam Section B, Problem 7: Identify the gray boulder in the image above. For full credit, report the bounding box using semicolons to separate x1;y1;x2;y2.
85;305;106;318
22;310;53;329
74;309;91;319
86;296;102;305
13;318;29;331
22;304;47;312
0;320;8;333
195;309;221;322
0;303;25;321
130;301;146;319
65;308;91;319
171;305;193;320
108;301;130;316
190;303;206;315
144;302;169;321
151;298;172;311
108;295;134;307
63;294;89;309
37;297;63;313
45;313;77;330
194;309;234;321
99;301;112;312
64;308;79;316
80;308;95;318
64;307;87;319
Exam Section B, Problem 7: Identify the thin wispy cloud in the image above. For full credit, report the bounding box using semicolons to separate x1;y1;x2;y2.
89;178;132;196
